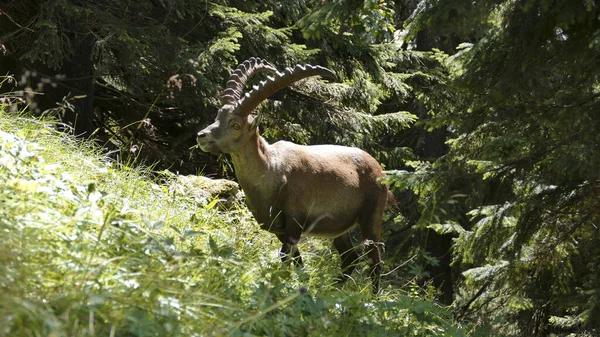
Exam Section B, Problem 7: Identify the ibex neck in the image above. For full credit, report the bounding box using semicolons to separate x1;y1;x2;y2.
230;132;270;187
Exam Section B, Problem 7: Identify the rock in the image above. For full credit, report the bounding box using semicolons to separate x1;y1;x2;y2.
171;175;241;209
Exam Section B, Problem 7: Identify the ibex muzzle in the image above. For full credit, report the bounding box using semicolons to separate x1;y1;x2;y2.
197;58;387;293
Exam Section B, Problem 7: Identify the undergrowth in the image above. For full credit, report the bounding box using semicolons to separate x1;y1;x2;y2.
0;106;467;336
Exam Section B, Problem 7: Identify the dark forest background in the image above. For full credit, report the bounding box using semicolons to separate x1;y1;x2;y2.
1;0;599;335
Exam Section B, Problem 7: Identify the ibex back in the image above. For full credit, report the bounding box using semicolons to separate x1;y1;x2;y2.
197;58;387;293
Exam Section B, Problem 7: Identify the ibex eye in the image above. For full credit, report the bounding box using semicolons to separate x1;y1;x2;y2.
231;124;241;130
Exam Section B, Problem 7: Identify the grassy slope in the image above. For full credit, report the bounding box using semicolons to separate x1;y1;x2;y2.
0;108;467;337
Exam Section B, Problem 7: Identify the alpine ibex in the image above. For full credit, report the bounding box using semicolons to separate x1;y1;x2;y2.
197;58;387;293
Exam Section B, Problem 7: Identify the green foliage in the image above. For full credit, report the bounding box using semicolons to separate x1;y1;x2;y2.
0;109;466;336
2;0;431;175
9;0;600;335
397;0;600;335
298;0;396;42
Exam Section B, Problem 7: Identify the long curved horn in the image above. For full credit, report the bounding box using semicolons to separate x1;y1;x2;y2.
220;57;278;106
233;64;338;117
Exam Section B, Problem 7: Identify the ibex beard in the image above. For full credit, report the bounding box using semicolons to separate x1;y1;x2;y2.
197;58;387;293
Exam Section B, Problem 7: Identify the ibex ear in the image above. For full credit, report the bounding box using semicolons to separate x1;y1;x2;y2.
248;113;263;130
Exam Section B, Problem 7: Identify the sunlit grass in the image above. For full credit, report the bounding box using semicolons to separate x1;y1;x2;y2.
0;106;467;336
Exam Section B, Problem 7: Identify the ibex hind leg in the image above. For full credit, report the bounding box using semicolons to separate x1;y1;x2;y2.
358;194;386;294
333;232;360;283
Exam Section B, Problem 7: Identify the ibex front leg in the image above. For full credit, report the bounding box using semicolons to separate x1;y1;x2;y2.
277;218;303;266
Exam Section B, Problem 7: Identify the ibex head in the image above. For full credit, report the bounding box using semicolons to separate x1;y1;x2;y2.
197;57;337;155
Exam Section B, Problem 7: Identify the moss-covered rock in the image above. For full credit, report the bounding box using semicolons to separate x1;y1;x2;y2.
171;175;241;208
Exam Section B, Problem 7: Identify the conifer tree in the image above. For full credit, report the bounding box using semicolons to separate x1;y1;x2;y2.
1;0;422;175
399;0;600;334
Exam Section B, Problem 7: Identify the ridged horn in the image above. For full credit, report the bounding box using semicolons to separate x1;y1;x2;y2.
233;64;338;117
220;57;278;106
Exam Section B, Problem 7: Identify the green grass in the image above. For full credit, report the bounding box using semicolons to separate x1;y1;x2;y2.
0;106;467;336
